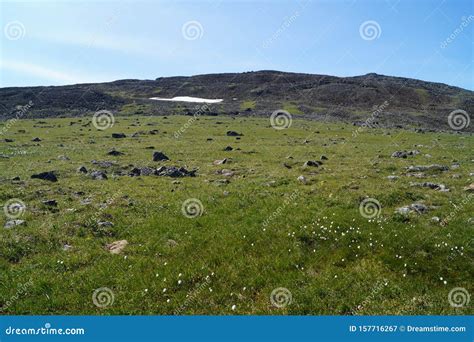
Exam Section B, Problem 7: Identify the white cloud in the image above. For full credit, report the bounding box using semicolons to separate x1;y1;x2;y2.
32;31;174;59
1;60;100;84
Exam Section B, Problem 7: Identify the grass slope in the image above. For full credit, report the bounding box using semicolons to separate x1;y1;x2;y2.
0;115;472;315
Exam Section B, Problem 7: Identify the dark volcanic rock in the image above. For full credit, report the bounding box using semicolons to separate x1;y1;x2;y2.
91;160;116;168
4;139;14;142
223;146;233;151
129;167;155;177
112;133;126;138
153;151;170;161
407;164;448;172
31;171;58;182
32;137;42;142
155;166;196;177
108;149;125;156
392;150;420;158
42;199;58;207
77;166;88;173
226;131;243;137
90;170;108;180
304;160;322;167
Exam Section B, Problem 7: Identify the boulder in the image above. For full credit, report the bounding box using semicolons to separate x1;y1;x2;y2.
4;219;25;229
106;240;128;254
31;171;58;182
108;149;125;156
153;151;170;161
90;170;107;180
226;131;243;137
112;133;126;138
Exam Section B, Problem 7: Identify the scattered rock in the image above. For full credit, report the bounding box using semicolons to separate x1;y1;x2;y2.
106;240;128;254
321;155;328;160
91;160;116;168
463;183;474;192
223;146;233;151
303;160;321;167
31;171;58;182
406;164;448;172
396;203;429;215
387;175;399;181
226;131;243;137
431;217;440;223
4;220;26;229
108;149;125;156
98;221;114;227
112;133;126;138
62;244;73;251
391;150;420;158
213;158;228;165
77;166;88;173
410;182;449;192
153;151;170;161
166;239;178;248
31;137;42;142
297;175;307;184
4;139;14;142
90;170;108;180
42;199;58;207
57;155;70;161
129;167;155;177
155;166;196;178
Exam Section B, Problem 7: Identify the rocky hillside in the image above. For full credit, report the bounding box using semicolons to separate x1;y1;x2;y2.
1;70;472;131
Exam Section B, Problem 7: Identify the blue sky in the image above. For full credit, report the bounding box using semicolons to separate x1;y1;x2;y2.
1;0;472;89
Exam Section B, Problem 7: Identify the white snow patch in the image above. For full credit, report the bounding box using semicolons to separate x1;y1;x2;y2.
149;96;223;103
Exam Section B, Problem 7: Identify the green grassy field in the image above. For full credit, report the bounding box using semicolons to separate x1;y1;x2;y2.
0;115;472;315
